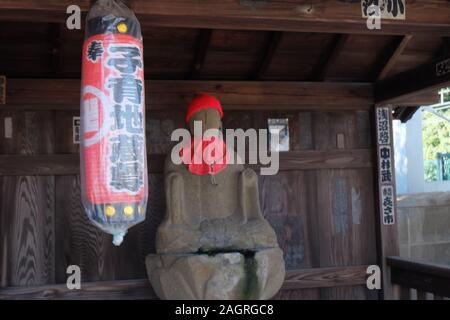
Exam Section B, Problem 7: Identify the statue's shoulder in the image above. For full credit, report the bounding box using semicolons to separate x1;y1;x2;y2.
225;148;246;173
164;153;185;174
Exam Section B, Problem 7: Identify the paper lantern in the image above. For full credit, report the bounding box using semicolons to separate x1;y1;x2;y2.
80;0;148;246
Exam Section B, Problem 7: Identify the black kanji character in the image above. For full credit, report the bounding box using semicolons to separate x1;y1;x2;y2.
110;161;144;192
381;159;391;170
109;134;144;192
385;0;404;17
384;214;394;224
87;41;104;62
107;46;142;74
362;0;380;16
111;104;143;134
109;134;144;163
381;170;392;183
107;75;143;104
380;147;391;159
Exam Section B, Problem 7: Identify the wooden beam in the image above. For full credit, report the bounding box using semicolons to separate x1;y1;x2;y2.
188;29;212;79
0;0;450;35
392;106;420;123
0;76;5;105
253;31;282;80
0;149;373;176
375;54;450;106
282;265;369;290
4;79;374;111
0;279;158;300
0;265;370;299
433;37;450;59
314;34;350;81
376;35;413;81
373;106;400;300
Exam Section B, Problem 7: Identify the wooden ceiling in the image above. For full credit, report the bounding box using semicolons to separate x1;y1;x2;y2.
0;21;444;83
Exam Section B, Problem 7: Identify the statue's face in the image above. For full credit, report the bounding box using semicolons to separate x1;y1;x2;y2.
189;108;221;138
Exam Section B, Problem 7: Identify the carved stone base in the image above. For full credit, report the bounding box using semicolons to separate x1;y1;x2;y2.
146;248;285;300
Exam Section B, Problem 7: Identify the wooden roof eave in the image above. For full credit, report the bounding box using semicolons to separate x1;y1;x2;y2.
0;0;449;36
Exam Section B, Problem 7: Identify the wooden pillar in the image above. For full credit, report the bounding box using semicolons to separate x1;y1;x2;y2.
0;76;5;105
373;105;400;300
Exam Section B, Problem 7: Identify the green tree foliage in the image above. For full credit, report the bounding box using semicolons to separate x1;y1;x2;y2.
422;108;450;160
422;108;450;181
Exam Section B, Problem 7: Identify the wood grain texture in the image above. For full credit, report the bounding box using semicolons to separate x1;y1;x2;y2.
0;279;157;300
373;107;399;300
0;0;449;35
376;35;413;81
0;111;55;287
4;79;374;111
0;263;371;300
282;265;369;290
0;106;381;300
0;149;373;176
0;176;55;287
315;169;378;299
0;111;54;154
53;174;164;283
375;54;450;105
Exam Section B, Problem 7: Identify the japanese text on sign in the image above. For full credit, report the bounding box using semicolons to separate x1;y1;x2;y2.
436;58;450;77
381;185;395;225
379;145;393;184
376;106;395;225
376;107;391;145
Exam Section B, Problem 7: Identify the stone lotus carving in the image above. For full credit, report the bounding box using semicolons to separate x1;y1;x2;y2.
146;99;285;300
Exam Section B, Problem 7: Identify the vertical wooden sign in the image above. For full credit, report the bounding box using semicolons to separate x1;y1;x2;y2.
374;105;399;299
0;76;5;105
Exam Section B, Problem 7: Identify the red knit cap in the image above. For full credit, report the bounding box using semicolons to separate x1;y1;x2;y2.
185;93;223;123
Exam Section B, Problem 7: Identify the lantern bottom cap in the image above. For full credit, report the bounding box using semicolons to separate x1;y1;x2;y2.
112;231;126;246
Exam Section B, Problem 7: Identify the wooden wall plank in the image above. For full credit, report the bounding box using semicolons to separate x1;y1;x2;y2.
0;149;374;176
281;263;369;290
0;176;55;286
54;174;164;283
0;111;55;287
315;168;378;299
373;107;400;300
0;106;380;300
0;264;371;299
0;279;157;300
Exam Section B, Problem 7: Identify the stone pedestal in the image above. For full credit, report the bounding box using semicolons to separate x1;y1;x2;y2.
146;248;285;300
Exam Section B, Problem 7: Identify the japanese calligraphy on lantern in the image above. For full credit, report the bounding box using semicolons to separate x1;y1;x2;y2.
436;58;450;77
361;0;405;20
376;107;391;145
106;44;145;195
381;185;395;225
81;33;146;204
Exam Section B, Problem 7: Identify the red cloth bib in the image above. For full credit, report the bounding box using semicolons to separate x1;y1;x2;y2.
179;136;229;175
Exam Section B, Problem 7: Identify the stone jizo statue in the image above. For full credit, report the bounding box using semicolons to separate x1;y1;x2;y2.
146;94;285;300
